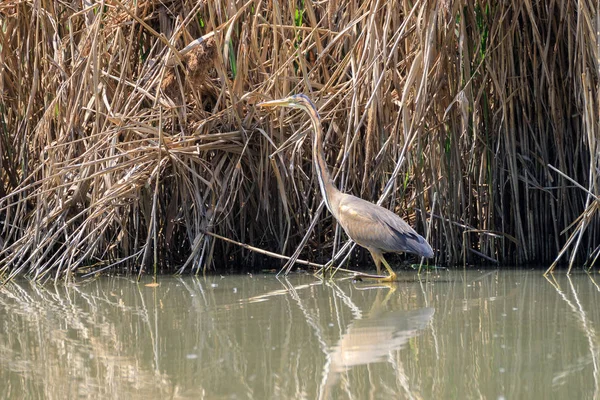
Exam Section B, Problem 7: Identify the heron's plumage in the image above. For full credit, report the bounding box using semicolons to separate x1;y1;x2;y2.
336;193;433;258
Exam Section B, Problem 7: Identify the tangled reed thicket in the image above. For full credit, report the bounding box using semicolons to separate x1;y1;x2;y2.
0;1;598;281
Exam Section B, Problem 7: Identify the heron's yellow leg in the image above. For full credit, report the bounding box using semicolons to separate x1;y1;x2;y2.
379;255;397;282
353;250;397;281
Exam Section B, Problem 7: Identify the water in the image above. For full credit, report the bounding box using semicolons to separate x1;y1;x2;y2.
0;270;599;399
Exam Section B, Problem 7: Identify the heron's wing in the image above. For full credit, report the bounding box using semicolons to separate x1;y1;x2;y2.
336;194;433;257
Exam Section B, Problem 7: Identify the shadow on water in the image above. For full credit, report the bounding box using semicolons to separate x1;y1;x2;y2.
0;270;599;399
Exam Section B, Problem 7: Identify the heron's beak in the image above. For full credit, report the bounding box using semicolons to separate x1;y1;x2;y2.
257;98;293;108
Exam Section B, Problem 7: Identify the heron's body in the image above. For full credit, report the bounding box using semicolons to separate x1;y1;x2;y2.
258;94;433;280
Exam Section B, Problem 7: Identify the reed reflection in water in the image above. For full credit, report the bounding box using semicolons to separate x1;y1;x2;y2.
0;271;599;399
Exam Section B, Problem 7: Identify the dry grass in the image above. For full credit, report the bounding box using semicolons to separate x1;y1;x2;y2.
0;0;598;281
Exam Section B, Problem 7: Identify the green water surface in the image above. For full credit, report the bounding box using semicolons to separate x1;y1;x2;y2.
0;270;598;399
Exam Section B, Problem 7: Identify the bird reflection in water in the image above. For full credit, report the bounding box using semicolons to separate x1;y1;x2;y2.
320;285;434;398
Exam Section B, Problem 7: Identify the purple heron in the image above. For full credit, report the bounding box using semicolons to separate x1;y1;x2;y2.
258;94;433;281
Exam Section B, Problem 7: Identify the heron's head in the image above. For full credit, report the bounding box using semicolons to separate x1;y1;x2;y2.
257;94;318;119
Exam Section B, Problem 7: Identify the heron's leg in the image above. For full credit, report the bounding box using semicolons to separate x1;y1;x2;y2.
356;250;397;282
367;249;382;275
373;258;381;275
379;255;397;282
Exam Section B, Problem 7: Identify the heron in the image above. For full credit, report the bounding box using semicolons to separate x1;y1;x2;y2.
258;94;433;281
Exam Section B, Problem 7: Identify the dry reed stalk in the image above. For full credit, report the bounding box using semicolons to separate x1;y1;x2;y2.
0;0;598;280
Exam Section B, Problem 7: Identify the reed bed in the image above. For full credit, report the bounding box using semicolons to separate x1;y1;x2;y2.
0;0;598;280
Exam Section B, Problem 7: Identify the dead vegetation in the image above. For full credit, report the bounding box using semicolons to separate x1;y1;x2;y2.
0;1;598;281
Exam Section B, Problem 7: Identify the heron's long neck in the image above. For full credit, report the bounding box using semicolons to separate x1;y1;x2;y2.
310;118;340;216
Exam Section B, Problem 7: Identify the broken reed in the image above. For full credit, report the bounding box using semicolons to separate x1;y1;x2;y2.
0;1;598;281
